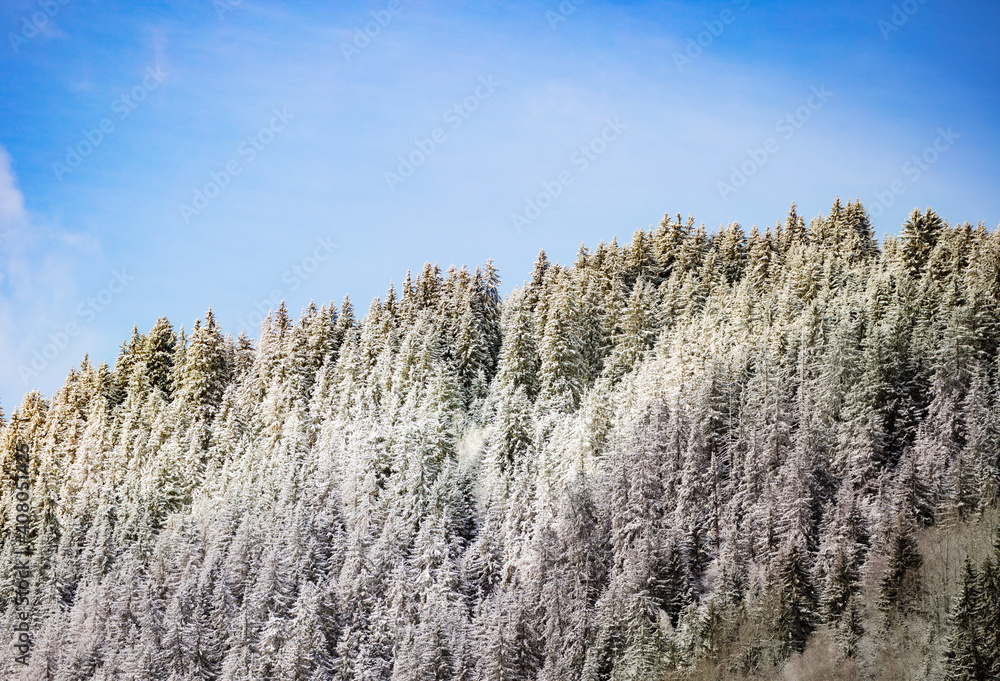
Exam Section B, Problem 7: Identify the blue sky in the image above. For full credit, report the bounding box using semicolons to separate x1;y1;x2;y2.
1;0;999;411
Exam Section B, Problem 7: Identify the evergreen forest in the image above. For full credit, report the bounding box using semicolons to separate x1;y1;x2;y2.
3;199;1000;680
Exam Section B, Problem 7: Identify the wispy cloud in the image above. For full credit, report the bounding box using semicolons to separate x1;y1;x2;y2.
0;145;27;237
0;143;103;412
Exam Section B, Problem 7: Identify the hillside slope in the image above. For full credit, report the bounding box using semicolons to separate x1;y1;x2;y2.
2;200;1000;680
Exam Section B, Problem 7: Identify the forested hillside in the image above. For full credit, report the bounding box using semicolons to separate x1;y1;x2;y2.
2;199;1000;680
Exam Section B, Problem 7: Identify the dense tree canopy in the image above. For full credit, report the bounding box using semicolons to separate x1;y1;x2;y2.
2;200;999;679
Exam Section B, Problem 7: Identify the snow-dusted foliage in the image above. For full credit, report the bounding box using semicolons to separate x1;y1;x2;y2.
2;202;1000;679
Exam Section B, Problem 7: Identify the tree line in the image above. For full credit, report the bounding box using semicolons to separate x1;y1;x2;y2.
1;199;999;679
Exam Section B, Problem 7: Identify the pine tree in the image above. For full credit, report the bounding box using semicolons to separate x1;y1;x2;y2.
653;212;690;280
175;309;231;420
901;207;945;276
526;250;550;311
817;483;868;622
453;276;491;407
780;202;807;254
145;316;179;397
979;536;1000;677
745;225;771;290
715;223;746;284
772;535;817;653
608;277;659;379
537;275;586;413
877;518;923;620
837;596;865;658
844;199;878;260
943;559;990;681
495;288;540;399
622;227;656;290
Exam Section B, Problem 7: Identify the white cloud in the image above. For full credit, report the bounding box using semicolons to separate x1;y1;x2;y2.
0;143;103;414
0;145;27;238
